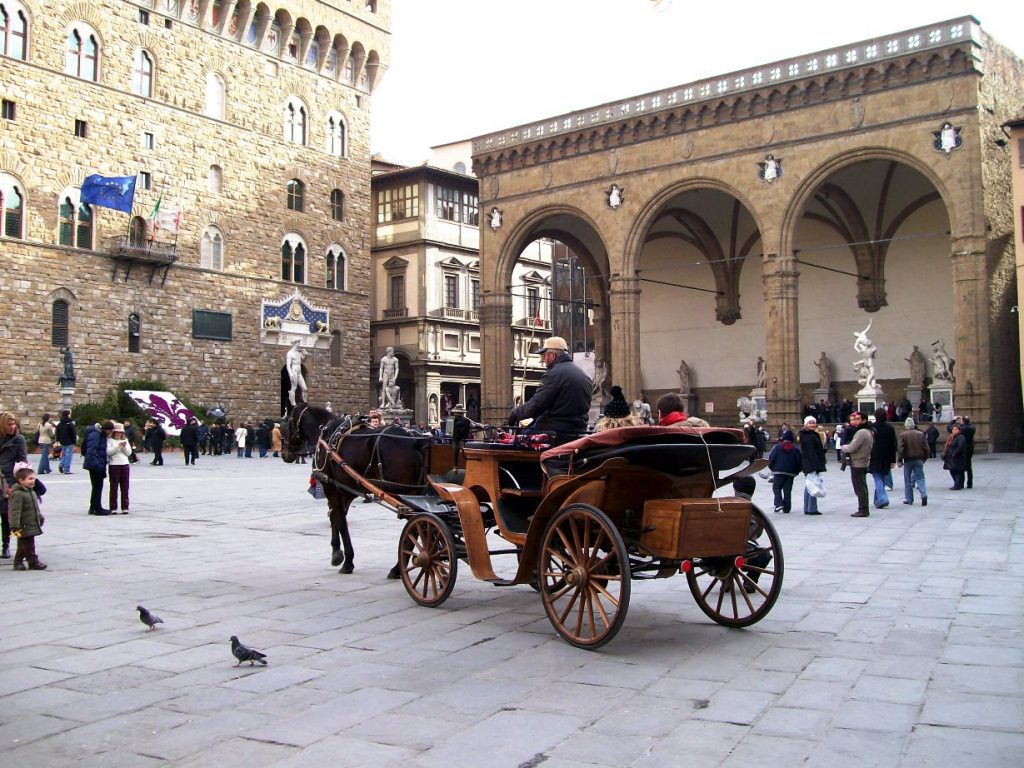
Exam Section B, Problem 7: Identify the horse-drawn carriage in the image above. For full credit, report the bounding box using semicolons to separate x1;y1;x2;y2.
283;407;782;650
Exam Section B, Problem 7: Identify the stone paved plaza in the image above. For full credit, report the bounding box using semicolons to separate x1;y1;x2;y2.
2;449;1022;767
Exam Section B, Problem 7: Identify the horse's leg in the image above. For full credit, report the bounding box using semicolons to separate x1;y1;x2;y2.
325;489;344;567
333;495;356;574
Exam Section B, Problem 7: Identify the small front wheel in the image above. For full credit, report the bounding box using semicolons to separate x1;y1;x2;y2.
539;503;631;649
398;514;458;607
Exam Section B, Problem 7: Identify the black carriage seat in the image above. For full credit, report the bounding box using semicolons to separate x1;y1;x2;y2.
540;426;754;479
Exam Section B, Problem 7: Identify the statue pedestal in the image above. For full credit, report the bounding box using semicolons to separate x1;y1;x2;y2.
905;386;923;410
856;385;885;415
59;385;75;411
930;381;955;421
381;406;413;427
812;388;833;406
682;392;696;417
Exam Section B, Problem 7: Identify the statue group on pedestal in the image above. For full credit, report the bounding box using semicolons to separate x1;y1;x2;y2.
378;346;402;409
852;320;879;392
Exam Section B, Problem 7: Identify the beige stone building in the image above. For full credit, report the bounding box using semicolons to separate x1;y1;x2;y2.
369;157;556;426
1006;117;1024;418
0;0;389;420
472;17;1024;450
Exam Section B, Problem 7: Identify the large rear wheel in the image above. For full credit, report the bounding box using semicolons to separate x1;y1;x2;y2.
686;505;783;627
539;504;630;649
398;514;458;607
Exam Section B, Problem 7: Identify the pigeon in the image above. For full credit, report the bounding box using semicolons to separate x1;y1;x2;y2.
137;605;163;631
230;635;268;666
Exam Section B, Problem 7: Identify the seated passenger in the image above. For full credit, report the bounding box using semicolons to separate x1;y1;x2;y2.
508;336;592;446
594;386;641;432
656;393;710;427
367;410;383;428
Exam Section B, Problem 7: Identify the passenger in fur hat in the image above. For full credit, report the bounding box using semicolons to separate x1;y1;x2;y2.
595;386;641;431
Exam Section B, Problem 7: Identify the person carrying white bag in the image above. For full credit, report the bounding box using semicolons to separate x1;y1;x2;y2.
799;416;828;515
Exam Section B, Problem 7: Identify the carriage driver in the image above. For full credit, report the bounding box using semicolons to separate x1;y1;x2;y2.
508;336;592;445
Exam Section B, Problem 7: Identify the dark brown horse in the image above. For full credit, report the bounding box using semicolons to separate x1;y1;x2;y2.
281;403;432;575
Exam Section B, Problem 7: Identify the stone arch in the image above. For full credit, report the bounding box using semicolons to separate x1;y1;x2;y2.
623;177;767;278
58;2;106;44
0;152;30;184
496;204;610;291
46;287;76;304
780;146;958;258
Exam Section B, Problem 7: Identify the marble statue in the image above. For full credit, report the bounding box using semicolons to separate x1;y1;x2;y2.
590;358;610;411
814;351;831;391
931;340;954;382
676;359;692;394
378;346;400;408
905;345;927;387
285;340;308;406
754;356;766;389
852;320;879;391
59;346;76;384
633;399;652;425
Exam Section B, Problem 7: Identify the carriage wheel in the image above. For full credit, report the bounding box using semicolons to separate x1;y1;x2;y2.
686;505;783;628
398;514;458;607
539;504;631;650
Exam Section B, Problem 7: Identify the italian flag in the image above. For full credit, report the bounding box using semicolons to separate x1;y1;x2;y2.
148;191;181;237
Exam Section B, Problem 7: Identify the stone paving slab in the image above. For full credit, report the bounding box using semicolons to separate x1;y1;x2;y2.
0;452;1021;765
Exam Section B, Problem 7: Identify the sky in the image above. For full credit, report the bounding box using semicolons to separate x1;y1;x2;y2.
370;0;1024;166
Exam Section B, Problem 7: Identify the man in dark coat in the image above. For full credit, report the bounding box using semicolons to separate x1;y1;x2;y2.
450;404;473;464
868;408;897;509
959;416;976;489
924;423;940;458
799;416;827;515
508;336;592;446
179;418;199;465
55;410;77;474
146;421;166;466
82;421;114;515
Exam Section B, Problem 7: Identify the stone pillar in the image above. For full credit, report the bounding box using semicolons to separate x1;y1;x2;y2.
608;274;642;401
763;254;801;430
949;237;989;444
479;293;513;426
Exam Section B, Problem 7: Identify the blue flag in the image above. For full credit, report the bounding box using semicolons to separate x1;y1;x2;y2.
80;174;137;214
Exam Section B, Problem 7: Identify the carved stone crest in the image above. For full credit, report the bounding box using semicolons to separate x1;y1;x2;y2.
933;122;962;154
488;207;503;231
605;184;625;209
758;154;782;183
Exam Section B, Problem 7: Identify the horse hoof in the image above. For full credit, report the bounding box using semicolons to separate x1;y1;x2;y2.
339;564;354;574
331;550;343;567
386;566;402;580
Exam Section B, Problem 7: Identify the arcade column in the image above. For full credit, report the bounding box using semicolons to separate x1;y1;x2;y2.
763;254;801;431
479;293;513;426
608;274;642;401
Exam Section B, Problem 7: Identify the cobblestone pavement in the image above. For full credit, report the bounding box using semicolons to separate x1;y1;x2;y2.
2;450;1022;767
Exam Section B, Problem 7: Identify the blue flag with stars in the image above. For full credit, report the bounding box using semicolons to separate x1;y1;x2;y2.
80;174;137;214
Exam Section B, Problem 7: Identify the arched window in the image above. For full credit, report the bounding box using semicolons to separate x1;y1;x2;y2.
201;225;224;270
58;190;92;249
51;299;69;347
129;215;146;246
286;179;304;212
326;244;345;290
281;233;306;283
0;172;24;238
284;97;307;145
132;50;154;97
454;162;467;174
0;1;29;60
208;164;222;193
330;189;344;221
204;72;225;119
326;111;345;157
65;24;99;81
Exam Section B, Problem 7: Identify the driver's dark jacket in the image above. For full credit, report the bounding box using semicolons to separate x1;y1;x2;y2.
509;352;592;443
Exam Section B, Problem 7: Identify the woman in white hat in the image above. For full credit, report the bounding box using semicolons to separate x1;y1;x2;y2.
106;423;133;514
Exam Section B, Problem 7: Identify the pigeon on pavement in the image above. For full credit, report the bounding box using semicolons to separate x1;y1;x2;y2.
230;635;268;666
137;605;163;631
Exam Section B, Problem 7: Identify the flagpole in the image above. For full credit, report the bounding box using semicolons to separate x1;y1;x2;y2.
170;181;184;256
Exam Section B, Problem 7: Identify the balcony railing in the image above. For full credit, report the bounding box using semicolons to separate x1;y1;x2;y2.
514;317;551;329
429;307;478;321
382;307;409;319
104;236;179;285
